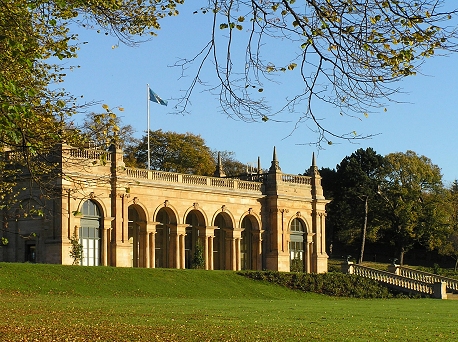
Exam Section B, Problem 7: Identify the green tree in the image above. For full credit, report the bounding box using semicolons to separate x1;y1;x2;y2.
212;150;246;177
438;180;458;271
191;244;205;269
79;110;138;150
69;231;84;265
327;148;386;262
178;1;458;143
378;151;450;265
125;129;216;175
0;0;184;209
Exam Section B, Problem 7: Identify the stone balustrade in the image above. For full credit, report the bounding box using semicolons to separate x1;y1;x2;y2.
124;167;263;192
69;149;112;161
62;147;313;194
396;266;458;293
348;263;434;295
281;174;312;185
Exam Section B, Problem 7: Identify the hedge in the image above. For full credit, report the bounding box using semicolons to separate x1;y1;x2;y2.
238;271;393;298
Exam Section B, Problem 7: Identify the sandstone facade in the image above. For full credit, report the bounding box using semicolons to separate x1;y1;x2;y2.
1;145;328;273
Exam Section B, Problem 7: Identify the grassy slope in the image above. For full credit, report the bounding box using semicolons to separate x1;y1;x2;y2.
1;263;457;341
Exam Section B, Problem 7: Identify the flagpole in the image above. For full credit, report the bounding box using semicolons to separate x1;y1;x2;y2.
147;83;150;170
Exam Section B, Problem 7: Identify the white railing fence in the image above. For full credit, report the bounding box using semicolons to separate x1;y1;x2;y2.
342;263;452;299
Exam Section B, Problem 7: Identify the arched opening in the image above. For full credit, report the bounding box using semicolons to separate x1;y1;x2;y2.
241;216;254;270
290;218;306;272
155;208;171;268
128;206;141;267
185;210;205;269
213;213;232;270
80;200;101;266
12;198;44;263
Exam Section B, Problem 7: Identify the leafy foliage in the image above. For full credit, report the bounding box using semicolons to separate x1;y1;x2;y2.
124;129;216;175
191;244;205;269
325;148;454;266
438;180;458;270
239;271;393;298
79;109;137;150
1;0;185;211
379;150;450;264
69;231;83;265
326;148;387;260
177;0;458;144
211;150;247;177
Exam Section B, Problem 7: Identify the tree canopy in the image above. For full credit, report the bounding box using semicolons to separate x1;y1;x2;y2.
437;180;458;270
377;150;449;264
0;0;184;207
177;0;458;144
324;148;454;265
125;129;216;175
330;148;386;263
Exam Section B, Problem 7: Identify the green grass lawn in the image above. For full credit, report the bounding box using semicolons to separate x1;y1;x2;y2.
1;263;457;341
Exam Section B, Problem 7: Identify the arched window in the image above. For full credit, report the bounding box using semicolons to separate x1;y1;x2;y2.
214;213;229;270
155;208;171;268
80;200;101;266
241;216;253;270
289;218;305;272
128;206;140;267
185;211;201;269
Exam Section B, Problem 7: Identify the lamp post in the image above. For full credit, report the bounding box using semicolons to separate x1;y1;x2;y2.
358;195;368;264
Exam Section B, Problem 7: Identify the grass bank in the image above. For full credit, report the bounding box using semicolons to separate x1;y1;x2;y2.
1;263;457;341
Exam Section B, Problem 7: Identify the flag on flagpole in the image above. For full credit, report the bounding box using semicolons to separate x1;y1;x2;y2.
149;88;168;106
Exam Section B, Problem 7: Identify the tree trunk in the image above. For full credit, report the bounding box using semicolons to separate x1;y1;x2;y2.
454;258;458;272
399;247;405;265
358;196;368;264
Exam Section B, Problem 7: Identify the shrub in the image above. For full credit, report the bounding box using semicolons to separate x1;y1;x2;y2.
238;271;393;298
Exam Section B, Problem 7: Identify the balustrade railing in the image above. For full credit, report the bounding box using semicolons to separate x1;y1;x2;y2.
69;148;112;161
238;180;262;191
123;168;263;193
347;264;434;295
397;266;458;293
281;174;311;185
62;148;313;194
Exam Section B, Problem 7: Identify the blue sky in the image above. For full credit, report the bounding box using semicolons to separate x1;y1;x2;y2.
61;2;458;185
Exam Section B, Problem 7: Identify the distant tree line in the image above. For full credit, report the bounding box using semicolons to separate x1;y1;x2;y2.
322;148;458;269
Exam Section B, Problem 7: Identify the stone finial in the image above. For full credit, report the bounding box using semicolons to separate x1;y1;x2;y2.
213;152;226;178
269;146;281;173
309;152;320;176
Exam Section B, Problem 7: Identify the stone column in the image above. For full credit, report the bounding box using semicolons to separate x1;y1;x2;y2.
256;230;264;270
168;225;179;269
103;217;114;266
320;214;326;256
176;224;187;269
231;237;237;271
208;236;214;270
202;226;216;270
179;234;185;269
305;233;315;273
203;232;209;270
143;231;149;268
148;230;156;268
232;230;242;271
236;237;241;271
